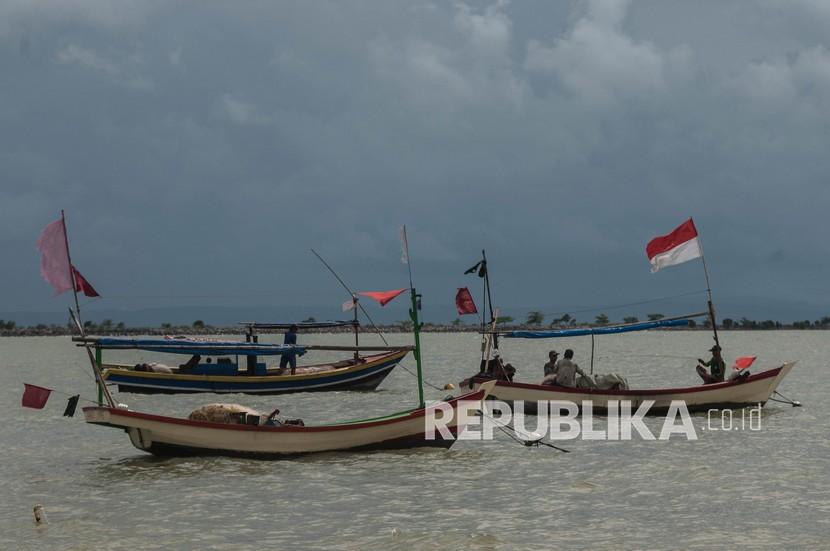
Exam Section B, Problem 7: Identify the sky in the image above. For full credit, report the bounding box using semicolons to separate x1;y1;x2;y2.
2;0;830;325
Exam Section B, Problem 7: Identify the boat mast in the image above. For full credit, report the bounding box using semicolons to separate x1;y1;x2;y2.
401;226;425;408
351;295;359;360
697;235;720;351
60;211;83;322
482;249;497;352
60;211;115;408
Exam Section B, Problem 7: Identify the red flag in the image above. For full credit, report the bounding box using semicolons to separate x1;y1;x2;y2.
72;266;100;297
733;356;756;370
22;384;52;409
455;287;477;315
646;218;701;273
358;289;407;306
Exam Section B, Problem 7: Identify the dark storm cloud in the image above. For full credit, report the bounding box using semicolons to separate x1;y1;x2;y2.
2;0;830;321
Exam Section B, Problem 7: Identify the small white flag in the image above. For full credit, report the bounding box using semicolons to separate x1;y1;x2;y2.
342;297;356;312
400;225;409;264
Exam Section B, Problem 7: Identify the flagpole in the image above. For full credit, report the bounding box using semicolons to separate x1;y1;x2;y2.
401;226;425;407
396;225;428;402
60;210;82;322
697;234;721;351
481;249;497;351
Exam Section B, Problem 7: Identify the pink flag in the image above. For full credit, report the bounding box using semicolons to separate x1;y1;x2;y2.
37;218;73;295
358;289;407;307
646;218;702;273
22;384;52;409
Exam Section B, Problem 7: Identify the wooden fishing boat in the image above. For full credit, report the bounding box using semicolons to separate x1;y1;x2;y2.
98;350;407;394
75;324;411;395
42;219;493;457
460;318;797;414
82;382;495;458
463;363;795;414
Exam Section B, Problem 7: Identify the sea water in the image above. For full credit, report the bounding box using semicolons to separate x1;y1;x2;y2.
1;331;827;550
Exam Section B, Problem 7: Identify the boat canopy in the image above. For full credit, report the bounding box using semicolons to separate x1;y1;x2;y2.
504;318;691;339
241;320;357;330
74;336;305;356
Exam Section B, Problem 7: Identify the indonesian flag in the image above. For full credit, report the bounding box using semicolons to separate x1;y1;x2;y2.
22;384;52;409
358;288;407;306
646;218;702;273
455;287;477;315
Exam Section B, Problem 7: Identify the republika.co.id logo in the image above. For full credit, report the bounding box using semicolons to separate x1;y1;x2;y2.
425;400;764;442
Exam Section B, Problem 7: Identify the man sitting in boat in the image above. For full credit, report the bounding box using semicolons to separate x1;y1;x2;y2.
543;350;559;377
696;345;726;384
543;349;588;387
280;324;299;375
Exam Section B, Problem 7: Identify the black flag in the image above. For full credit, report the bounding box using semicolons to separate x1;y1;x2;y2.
464;260;487;278
63;395;80;417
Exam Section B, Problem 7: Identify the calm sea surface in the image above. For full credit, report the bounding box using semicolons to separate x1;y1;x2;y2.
2;331;827;550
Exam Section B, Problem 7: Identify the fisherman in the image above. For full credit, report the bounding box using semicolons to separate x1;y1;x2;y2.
551;349;588;388
696;345;725;384
543;350;559;377
280;324;299;375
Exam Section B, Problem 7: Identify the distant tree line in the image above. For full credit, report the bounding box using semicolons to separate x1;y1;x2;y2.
4;314;830;336
507;312;830;330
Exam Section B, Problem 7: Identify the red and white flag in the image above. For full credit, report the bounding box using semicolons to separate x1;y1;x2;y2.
455;287;477;315
646;218;702;273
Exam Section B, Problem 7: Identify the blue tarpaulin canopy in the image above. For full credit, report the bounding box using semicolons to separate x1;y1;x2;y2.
240;320;356;330
504;318;691;339
78;337;306;356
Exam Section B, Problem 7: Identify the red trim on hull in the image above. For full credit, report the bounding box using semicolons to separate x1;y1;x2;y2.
82;388;486;433
142;427;461;458
471;365;784;397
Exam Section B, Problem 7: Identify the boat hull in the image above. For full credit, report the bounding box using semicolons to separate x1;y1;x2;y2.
103;351;406;395
83;383;495;458
465;363;795;414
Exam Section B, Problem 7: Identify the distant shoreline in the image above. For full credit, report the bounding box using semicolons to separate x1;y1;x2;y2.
1;324;826;337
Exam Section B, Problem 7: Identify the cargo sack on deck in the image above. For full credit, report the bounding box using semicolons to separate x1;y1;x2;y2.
188;403;266;425
590;373;629;390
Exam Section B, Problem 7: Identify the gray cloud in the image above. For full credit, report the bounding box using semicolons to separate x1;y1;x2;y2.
2;0;830;322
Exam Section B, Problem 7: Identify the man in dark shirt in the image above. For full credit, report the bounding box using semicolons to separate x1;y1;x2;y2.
280;324;299;375
696;345;725;384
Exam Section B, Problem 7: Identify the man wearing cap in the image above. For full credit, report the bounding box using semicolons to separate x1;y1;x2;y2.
280;324;299;375
696;345;725;384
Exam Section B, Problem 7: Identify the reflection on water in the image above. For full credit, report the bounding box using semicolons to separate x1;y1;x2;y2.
1;332;828;550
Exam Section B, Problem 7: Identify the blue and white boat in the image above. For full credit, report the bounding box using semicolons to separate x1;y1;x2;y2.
76;323;411;395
